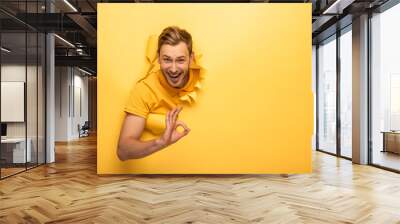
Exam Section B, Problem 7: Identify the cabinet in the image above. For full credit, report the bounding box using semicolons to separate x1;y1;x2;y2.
382;131;400;154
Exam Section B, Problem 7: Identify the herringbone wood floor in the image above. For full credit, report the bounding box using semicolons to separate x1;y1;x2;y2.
1;134;400;224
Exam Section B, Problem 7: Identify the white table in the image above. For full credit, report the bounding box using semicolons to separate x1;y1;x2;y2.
1;138;31;163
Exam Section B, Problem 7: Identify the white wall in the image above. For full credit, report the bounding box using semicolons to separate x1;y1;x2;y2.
72;72;89;138
55;67;89;141
1;65;26;135
55;66;70;141
1;65;39;137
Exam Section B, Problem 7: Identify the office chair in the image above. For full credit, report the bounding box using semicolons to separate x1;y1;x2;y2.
79;121;90;138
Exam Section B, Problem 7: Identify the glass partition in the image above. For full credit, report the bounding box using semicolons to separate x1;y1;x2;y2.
1;31;28;177
0;1;46;179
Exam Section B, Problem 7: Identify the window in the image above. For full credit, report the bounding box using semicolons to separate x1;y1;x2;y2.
370;2;400;171
339;27;352;158
317;35;337;154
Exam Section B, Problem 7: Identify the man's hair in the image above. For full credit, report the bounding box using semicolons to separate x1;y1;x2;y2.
157;26;192;54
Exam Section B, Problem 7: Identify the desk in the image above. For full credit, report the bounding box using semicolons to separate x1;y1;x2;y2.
381;131;400;154
1;138;31;163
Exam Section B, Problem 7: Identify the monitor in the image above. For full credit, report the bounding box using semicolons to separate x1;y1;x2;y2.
1;123;7;137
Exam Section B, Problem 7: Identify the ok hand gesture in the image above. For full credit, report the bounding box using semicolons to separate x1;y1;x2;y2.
156;107;191;148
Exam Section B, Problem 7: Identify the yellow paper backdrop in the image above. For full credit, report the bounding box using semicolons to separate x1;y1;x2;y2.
98;3;313;174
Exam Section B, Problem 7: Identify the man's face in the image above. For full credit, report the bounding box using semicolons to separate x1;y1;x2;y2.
158;42;193;89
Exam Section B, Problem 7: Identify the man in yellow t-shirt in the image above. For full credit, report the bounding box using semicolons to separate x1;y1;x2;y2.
117;26;197;161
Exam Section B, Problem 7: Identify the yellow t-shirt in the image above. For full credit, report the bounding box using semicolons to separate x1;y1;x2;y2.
124;66;201;135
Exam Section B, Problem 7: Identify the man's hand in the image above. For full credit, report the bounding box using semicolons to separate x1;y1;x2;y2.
117;107;190;160
156;107;191;147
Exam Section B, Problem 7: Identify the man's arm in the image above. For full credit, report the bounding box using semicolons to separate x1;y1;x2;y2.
117;107;190;160
117;114;162;160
